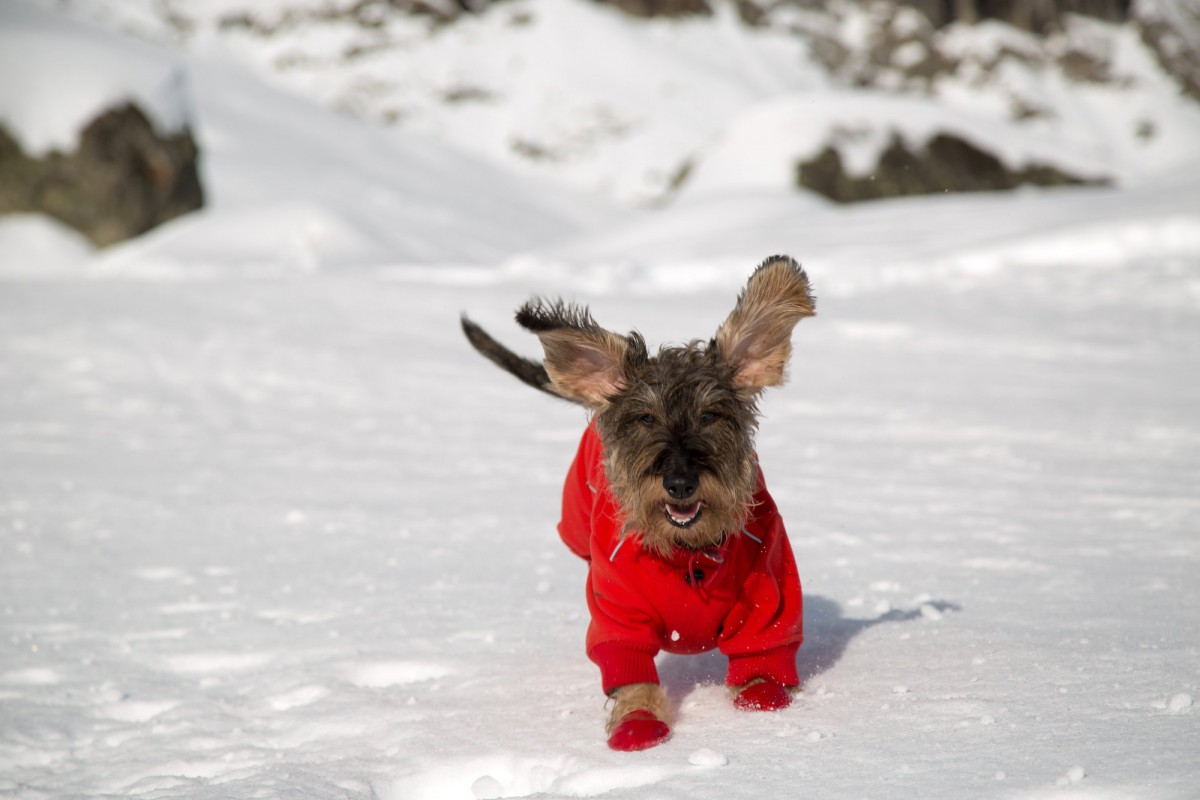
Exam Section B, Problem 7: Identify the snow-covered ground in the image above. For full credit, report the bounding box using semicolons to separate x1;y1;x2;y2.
2;2;1199;798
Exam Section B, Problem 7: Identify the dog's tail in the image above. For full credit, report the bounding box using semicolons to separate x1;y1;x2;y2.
460;315;572;402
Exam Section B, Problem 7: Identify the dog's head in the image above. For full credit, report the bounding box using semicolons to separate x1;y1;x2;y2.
518;256;815;554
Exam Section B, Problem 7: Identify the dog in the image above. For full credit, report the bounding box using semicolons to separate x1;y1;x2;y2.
461;255;815;751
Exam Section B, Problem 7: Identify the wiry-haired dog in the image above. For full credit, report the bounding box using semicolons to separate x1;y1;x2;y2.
462;256;815;751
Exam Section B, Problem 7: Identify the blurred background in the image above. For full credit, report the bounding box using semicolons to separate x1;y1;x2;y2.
1;0;1197;272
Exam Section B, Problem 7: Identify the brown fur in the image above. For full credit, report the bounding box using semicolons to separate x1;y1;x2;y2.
716;256;817;390
594;342;760;556
462;255;815;732
607;683;672;732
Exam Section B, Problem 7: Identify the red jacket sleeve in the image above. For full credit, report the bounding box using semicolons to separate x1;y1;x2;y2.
718;481;804;687
557;424;600;561
585;550;664;694
555;424;660;693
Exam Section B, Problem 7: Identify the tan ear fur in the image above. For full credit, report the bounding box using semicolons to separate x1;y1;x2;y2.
516;299;629;409
536;327;629;408
715;256;815;390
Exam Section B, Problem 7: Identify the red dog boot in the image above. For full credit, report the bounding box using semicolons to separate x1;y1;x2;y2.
734;680;791;711
607;709;671;751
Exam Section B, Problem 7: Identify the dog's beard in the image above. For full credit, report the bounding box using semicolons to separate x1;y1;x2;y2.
608;461;757;558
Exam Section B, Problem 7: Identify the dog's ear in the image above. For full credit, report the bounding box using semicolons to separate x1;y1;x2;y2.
516;299;630;409
715;255;815;391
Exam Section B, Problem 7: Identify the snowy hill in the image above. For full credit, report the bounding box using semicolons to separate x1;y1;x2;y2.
29;0;1200;208
1;2;1199;799
78;53;618;274
0;0;618;272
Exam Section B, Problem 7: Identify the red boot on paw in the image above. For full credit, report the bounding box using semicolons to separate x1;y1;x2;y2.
607;709;671;751
734;680;791;711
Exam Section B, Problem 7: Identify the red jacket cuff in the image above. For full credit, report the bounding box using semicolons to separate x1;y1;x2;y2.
725;642;801;688
589;641;660;695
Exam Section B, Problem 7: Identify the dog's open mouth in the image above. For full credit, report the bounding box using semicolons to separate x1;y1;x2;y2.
663;501;703;529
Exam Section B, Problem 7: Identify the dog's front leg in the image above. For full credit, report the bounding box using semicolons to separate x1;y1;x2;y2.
605;682;671;751
730;677;793;711
608;682;670;726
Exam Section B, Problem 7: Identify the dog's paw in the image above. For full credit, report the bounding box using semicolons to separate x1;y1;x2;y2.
733;679;791;711
607;709;671;752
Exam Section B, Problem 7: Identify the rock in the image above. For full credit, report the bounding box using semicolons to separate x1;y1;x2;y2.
592;0;712;18
796;132;1107;203
0;102;204;247
1134;0;1200;102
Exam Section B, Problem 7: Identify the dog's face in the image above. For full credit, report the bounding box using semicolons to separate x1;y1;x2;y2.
594;342;760;554
518;256;815;554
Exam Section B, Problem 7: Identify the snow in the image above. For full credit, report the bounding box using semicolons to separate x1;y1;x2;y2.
687;748;728;767
677;91;1113;197
3;2;1200;799
0;1;192;156
1056;765;1088;787
44;0;1200;207
0;215;94;278
78;54;617;274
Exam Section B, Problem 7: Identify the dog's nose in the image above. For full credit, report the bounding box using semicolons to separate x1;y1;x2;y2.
663;472;698;500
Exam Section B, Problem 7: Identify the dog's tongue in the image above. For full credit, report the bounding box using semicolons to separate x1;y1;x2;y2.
667;502;701;523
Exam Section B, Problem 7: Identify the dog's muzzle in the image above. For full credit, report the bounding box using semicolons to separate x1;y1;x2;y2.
663;500;703;528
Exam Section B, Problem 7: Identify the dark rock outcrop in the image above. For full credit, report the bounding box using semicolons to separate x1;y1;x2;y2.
0;102;204;247
742;0;1131;32
914;0;1130;32
796;132;1107;203
591;0;712;18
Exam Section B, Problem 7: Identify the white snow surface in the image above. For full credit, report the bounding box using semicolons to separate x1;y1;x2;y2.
2;3;1200;799
0;1;192;156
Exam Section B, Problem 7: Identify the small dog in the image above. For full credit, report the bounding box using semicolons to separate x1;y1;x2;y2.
462;256;815;751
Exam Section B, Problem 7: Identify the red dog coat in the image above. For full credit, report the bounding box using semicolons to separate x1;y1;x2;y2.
558;423;803;694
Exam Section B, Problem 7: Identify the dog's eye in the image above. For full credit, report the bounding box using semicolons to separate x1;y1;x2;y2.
700;411;719;425
638;414;655;427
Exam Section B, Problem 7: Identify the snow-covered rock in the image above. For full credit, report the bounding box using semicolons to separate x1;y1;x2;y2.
30;0;1200;209
676;91;1111;201
0;1;203;246
0;1;191;156
1134;0;1200;100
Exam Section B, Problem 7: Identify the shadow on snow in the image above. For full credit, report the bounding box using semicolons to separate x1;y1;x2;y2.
657;595;962;701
